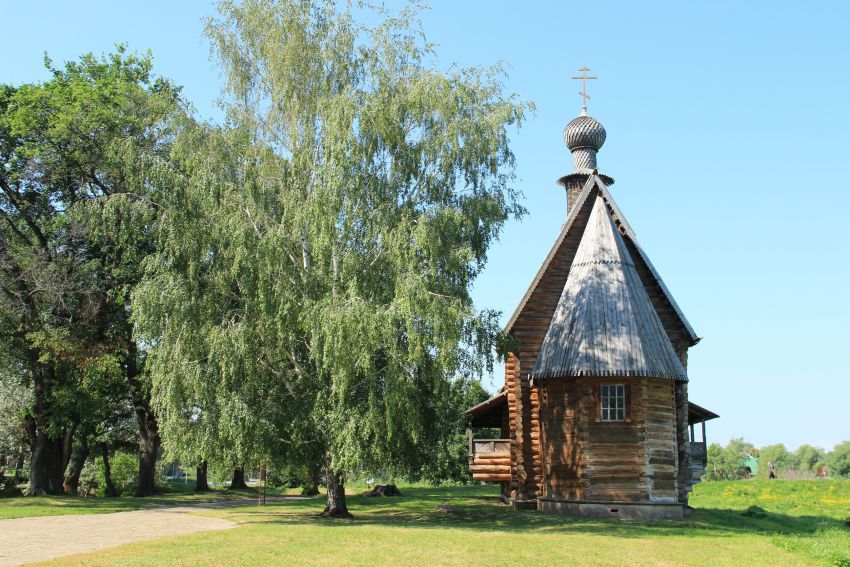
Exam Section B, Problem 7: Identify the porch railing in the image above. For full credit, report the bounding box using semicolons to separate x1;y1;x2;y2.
468;437;511;483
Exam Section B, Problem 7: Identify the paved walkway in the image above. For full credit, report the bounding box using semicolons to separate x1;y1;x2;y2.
0;497;300;566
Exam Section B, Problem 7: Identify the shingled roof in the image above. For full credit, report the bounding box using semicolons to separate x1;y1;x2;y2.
505;175;698;350
530;193;687;381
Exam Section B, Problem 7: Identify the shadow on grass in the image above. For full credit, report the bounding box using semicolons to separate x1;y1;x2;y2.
0;484;276;518
230;486;843;540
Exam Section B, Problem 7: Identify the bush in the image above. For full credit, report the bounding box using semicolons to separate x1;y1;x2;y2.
95;452;138;496
828;442;850;478
704;438;754;481
0;466;22;497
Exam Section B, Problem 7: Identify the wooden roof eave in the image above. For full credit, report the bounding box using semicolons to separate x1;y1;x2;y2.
688;401;719;425
464;389;507;416
465;389;507;429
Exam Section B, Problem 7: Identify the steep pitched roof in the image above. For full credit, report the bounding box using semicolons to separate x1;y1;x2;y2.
531;195;687;380
505;175;698;348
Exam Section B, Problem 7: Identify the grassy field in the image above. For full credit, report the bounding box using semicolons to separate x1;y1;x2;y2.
0;482;298;520
5;479;845;566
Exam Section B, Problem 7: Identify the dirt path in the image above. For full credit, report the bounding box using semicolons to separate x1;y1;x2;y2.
0;497;302;566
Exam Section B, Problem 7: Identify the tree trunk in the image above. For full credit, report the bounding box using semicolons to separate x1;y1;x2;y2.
321;466;351;518
230;467;248;490
127;341;160;497
136;426;160;497
14;450;25;481
61;426;75;475
26;365;64;496
101;445;117;497
27;430;64;496
301;468;321;496
195;460;210;492
63;436;89;495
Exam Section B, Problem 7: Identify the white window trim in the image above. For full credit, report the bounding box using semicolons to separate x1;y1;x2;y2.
600;383;626;422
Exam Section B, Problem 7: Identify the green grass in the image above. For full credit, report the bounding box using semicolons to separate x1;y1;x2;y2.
690;480;850;567
16;479;849;566
0;481;296;519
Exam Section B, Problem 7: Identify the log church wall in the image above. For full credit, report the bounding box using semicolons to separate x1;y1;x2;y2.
538;376;679;504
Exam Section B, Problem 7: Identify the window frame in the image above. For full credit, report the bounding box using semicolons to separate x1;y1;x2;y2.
595;382;631;423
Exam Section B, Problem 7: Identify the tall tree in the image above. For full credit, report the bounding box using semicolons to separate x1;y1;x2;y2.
0;48;179;495
827;441;850;478
758;443;792;478
135;0;528;516
705;437;756;481
794;444;825;474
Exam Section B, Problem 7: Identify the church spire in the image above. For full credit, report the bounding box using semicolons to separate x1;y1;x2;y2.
558;66;614;212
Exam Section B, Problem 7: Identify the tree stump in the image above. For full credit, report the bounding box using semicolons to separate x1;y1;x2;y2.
363;484;401;497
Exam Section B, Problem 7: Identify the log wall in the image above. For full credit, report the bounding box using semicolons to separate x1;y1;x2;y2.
538;376;679;504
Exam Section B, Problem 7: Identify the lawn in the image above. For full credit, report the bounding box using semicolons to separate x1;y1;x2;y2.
0;481;295;520
8;479;846;566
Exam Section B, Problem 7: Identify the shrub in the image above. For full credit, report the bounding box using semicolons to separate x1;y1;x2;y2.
0;466;22;497
828;442;850;478
95;452;138;496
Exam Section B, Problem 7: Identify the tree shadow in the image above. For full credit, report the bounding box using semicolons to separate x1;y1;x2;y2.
230;487;842;541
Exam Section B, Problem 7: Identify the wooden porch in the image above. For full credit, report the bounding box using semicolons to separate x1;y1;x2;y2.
468;437;511;483
687;402;719;488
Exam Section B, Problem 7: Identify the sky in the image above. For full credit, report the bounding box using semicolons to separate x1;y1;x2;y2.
1;0;848;452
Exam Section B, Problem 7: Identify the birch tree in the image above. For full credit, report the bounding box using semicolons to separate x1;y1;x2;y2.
135;0;529;516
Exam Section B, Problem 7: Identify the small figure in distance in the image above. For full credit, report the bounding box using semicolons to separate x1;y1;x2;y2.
768;460;776;479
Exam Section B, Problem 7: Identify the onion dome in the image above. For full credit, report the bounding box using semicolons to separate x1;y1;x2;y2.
563;112;607;151
562;111;607;173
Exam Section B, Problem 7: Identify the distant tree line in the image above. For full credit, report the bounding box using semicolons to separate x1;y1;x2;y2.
705;438;850;481
0;0;530;516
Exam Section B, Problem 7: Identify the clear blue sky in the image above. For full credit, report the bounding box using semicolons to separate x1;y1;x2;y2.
2;1;848;452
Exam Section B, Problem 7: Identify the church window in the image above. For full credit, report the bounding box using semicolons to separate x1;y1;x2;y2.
600;383;626;421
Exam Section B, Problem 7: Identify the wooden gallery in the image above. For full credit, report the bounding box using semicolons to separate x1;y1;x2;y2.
465;101;718;520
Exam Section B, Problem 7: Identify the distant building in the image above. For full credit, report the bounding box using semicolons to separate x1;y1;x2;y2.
743;455;759;476
466;94;718;520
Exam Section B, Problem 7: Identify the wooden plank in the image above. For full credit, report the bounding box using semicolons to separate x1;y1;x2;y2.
473;474;512;482
470;465;511;474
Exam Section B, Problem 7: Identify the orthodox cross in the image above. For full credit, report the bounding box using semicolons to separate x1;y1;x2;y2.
571;66;597;114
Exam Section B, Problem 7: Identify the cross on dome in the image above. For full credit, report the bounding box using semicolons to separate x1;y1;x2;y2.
571;65;597;115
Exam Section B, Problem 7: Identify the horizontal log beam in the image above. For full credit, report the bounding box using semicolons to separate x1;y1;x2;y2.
473;452;511;459
473;458;511;467
473;474;512;482
470;465;512;474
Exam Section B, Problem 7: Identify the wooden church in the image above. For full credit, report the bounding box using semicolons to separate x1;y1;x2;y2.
466;78;718;520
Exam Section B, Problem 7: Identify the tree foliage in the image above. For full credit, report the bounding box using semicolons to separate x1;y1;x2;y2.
828;441;850;478
757;443;792;479
133;0;529;514
794;444;825;474
704;438;756;481
0;46;180;494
